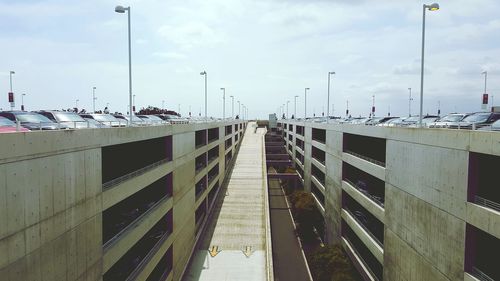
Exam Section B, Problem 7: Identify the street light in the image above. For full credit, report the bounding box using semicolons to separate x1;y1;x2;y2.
76;99;79;109
21;93;26;111
9;71;15;110
133;94;136;113
200;71;207;119
327;71;335;123
294;95;299;118
482;71;488;110
237;100;240;117
220;87;225;119
408;87;413;117
304;88;310;120
115;5;133;125
162;100;165;111
92;87;97;113
230;95;234;118
286;101;290;119
419;2;440;127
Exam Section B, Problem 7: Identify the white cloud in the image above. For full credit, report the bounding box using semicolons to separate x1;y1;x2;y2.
158;22;225;49
152;52;187;60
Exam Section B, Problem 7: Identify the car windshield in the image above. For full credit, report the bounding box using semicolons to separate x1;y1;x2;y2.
15;113;53;123
463;113;490;123
93;114;119;122
439;114;464;122
404;116;420;122
54;112;85;122
0;117;15;126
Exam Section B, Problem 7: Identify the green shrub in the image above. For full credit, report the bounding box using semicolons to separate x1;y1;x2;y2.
308;245;357;281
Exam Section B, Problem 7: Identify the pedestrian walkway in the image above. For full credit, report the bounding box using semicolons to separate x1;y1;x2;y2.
183;122;273;281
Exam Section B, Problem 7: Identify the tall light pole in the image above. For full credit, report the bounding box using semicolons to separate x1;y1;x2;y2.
115;5;133;125
408;87;413;117
286;101;290;119
419;2;440;127
327;71;335;123
346;100;349;117
21;93;26;111
371;95;375;117
242;104;245;120
200;71;207;119
237;100;240;117
133;94;136;113
162;100;165;111
76;99;79;109
482;71;488;110
230;95;234;118
92;87;97;113
304;88;310;120
294;95;299;118
220;87;225;119
8;71;15;110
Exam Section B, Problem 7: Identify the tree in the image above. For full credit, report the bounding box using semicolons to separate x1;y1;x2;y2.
289;191;321;241
308;245;357;281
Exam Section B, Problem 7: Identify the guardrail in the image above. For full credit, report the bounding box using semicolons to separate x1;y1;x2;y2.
102;158;170;190
344;179;385;208
474;195;500;212
471;266;494;281
345;208;383;246
344;150;386;167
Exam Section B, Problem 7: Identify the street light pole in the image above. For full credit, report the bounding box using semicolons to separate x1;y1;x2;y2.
327;71;335;123
115;5;133;125
133;94;136;113
21;93;25;111
304;88;310;120
230;95;234;118
237;100;240;117
482;71;488;110
9;71;15;110
294;95;299;118
286;101;290;119
220;88;225;119
76;99;79;109
408;87;413;117
92;87;97;113
200;71;207;119
419;3;440;127
162;100;165;111
372;95;375;117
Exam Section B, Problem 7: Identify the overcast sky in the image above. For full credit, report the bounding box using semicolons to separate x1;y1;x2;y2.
1;0;499;118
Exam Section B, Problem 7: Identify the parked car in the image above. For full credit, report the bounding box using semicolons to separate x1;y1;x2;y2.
137;115;164;125
377;117;406;127
401;115;439;127
428;113;469;128
0;116;29;133
80;113;126;127
156;114;189;124
477;119;500;131
0;111;69;130
447;112;500;129
113;114;146;126
36;110;97;129
82;118;110;128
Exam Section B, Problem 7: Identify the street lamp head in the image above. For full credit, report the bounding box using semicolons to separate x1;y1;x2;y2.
230;95;234;98
481;71;487;75
10;71;15;74
295;95;299;98
425;3;439;11
115;5;128;13
200;71;206;75
220;87;225;90
329;71;336;75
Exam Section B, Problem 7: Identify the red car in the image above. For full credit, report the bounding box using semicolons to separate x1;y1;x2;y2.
0;116;29;133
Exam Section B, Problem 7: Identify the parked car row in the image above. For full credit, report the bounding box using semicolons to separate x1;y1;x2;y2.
292;111;500;131
0;110;220;133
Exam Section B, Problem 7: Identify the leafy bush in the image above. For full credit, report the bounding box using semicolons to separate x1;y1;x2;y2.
308;245;357;281
289;191;322;241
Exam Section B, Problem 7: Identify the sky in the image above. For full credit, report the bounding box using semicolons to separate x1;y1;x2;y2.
0;0;499;119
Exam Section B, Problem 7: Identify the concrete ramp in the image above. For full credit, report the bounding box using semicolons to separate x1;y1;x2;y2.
183;122;273;281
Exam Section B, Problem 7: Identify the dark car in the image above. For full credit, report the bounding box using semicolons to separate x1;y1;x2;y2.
448;112;500;129
0;111;69;130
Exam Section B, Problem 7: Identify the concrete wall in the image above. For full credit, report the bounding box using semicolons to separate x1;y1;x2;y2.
279;120;500;281
0;120;246;281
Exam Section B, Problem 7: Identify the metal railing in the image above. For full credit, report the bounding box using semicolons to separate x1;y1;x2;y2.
102;158;170;190
471;267;495;281
344;179;385;208
343;236;380;281
345;208;383;246
474;195;500;212
344;150;386;167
